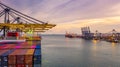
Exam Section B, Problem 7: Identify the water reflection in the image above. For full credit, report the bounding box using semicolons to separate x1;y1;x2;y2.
92;40;98;57
112;42;116;48
42;35;120;67
92;40;98;44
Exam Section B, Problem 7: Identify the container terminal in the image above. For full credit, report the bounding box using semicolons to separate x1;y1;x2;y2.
65;27;120;43
0;2;56;67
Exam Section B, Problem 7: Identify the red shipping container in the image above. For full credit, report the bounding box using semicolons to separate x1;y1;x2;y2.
7;32;19;37
9;49;28;65
0;49;10;55
16;49;29;64
25;64;33;67
0;44;15;49
5;44;16;49
16;64;25;67
8;49;21;64
8;65;16;67
8;55;16;64
0;45;6;49
17;55;25;64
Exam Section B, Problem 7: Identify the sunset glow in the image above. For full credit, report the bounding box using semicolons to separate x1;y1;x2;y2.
2;0;120;34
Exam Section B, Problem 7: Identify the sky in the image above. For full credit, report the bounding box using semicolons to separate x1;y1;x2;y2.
1;0;120;34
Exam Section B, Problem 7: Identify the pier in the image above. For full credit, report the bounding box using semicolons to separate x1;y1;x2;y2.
65;27;120;43
81;27;120;43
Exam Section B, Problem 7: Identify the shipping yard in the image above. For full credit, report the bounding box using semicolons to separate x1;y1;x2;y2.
0;2;56;67
65;27;120;43
1;0;120;67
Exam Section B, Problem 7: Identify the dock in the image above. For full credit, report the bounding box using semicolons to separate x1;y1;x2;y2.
65;27;120;43
81;27;120;43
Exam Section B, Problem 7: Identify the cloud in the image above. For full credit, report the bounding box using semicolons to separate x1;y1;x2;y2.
44;16;120;34
1;0;120;34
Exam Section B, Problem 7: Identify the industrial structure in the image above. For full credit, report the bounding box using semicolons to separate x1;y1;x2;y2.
65;26;120;43
0;2;56;40
81;27;120;43
0;2;56;67
81;27;93;40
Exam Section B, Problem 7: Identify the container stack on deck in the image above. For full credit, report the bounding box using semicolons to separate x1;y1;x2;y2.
0;42;41;67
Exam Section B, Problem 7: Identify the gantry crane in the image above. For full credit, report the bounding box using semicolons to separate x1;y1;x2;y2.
0;2;56;37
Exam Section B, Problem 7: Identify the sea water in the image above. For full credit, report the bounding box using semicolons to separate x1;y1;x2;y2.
42;35;120;67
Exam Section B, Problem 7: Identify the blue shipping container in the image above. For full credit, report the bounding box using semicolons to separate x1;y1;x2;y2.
0;56;1;65
1;49;14;65
34;49;41;64
34;64;41;67
36;45;41;49
0;65;8;67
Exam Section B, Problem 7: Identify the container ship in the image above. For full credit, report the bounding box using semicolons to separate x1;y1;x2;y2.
0;2;56;67
0;31;42;67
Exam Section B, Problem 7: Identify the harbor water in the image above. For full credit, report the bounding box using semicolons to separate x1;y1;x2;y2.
42;35;120;67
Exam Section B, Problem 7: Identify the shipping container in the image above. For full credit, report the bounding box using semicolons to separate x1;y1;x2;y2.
15;45;36;49
0;49;9;65
16;49;28;64
36;45;41;49
34;49;41;64
0;45;6;49
8;65;16;67
16;55;25;64
25;49;35;64
9;49;28;65
8;55;16;65
0;44;23;49
17;49;29;64
0;40;42;67
34;64;41;67
0;44;15;49
25;64;32;67
15;46;21;49
20;42;35;46
1;65;8;67
9;64;33;67
7;32;19;37
16;64;24;67
31;45;36;49
1;49;15;65
20;46;33;49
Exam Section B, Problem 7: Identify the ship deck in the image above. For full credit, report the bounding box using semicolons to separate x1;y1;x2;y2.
0;41;41;67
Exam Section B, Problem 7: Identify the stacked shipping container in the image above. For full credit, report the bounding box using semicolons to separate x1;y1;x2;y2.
0;42;41;67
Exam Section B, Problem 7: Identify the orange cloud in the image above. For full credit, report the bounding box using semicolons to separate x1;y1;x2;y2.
44;16;120;34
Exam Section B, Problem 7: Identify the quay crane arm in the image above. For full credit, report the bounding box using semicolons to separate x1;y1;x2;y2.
0;2;44;24
0;2;56;37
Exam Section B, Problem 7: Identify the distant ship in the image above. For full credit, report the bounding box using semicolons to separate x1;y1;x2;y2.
65;32;81;38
